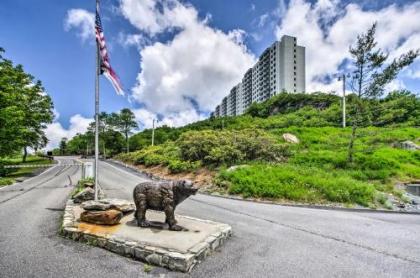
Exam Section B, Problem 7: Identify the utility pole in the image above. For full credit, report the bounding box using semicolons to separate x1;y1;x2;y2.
338;73;348;128
151;119;155;146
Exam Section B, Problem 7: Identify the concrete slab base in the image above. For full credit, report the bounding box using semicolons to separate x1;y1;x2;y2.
62;200;232;272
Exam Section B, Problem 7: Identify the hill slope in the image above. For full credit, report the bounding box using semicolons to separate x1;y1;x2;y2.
117;91;420;209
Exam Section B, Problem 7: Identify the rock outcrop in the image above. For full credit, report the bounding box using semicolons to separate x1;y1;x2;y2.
73;188;95;203
282;133;300;144
399;141;420;151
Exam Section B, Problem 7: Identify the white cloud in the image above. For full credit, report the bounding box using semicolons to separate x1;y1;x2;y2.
120;0;199;36
133;108;205;129
44;114;92;150
385;79;406;92
118;32;149;50
120;0;255;125
258;13;270;28
404;67;420;79
64;9;95;42
275;0;420;93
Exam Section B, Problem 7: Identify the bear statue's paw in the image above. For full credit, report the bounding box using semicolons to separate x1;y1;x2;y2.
138;220;151;228
168;224;183;231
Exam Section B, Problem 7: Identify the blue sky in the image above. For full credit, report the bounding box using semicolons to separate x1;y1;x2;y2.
0;0;419;148
0;0;275;126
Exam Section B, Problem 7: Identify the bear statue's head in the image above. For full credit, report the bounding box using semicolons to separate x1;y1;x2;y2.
173;180;198;204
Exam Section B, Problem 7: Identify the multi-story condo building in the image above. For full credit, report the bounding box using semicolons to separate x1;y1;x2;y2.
211;35;305;117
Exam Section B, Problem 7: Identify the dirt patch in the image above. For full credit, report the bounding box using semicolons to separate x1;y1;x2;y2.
135;164;216;189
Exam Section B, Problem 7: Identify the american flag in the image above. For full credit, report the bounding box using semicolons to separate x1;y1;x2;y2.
95;1;124;95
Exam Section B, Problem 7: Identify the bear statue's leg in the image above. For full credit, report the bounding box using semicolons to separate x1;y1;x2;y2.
134;194;149;227
163;198;182;231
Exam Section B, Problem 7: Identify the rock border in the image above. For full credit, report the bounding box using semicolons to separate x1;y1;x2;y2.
61;199;232;272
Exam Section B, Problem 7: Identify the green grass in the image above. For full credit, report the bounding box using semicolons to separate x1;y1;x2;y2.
143;264;153;273
217;164;376;206
0;155;53;187
71;178;94;197
117;125;419;208
115;92;419;208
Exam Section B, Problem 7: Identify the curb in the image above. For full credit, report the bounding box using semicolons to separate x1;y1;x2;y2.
107;159;420;216
199;192;420;215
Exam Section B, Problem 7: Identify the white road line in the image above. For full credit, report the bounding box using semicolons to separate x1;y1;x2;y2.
100;160;146;180
0;159;62;191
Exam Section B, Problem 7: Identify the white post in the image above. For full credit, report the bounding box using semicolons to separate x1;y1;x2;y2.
342;74;346;128
84;162;94;179
152;118;155;146
94;0;100;201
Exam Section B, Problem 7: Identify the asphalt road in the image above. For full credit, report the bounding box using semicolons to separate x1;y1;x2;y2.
0;157;419;278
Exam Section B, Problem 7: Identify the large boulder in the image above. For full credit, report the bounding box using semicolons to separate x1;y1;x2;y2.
399;141;420;151
80;209;123;225
81;199;135;213
282;133;300;144
73;188;95;203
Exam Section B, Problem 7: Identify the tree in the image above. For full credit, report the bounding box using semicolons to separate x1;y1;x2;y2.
347;23;419;163
115;108;138;153
0;50;26;157
21;80;54;162
0;47;54;161
59;138;67;155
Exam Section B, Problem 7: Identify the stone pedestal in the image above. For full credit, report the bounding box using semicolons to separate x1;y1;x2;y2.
62;200;232;272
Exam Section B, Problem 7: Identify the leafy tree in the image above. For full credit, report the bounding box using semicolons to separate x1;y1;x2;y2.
347;23;419;163
115;108;138;153
0;50;26;156
67;133;93;155
59;137;67;155
21;80;54;161
0;47;53;161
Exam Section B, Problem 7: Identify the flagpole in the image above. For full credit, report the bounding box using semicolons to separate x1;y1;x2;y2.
94;0;100;201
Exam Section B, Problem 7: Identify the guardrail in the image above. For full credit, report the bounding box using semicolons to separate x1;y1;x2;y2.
4;163;82;168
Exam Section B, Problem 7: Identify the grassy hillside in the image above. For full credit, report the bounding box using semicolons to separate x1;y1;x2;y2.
117;91;420;208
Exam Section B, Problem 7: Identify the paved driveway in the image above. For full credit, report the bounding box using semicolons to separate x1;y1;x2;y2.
0;157;419;277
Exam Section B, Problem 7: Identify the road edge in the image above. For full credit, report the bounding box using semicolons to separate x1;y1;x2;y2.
105;159;420;215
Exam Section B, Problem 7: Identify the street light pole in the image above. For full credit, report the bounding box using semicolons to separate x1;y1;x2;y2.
338;74;347;128
151;119;155;146
342;74;346;128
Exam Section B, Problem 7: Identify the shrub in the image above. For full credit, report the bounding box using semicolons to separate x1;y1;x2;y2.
0;177;14;186
177;129;289;166
168;160;201;173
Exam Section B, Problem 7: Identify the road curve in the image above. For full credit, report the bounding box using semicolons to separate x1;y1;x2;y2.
1;158;419;278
